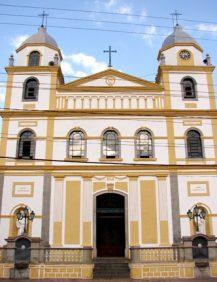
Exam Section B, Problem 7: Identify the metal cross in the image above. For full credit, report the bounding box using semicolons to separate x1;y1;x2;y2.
170;10;182;26
38;11;49;28
103;46;117;68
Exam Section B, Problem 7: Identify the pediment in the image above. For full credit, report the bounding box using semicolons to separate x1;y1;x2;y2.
59;69;162;91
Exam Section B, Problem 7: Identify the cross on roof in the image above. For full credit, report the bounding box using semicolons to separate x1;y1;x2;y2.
103;46;117;68
170;10;182;26
38;11;49;28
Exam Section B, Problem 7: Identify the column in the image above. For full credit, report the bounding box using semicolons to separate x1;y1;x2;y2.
129;177;140;246
41;173;52;243
157;176;169;246
65;180;81;244
82;177;93;247
140;179;158;244
53;177;64;246
170;172;181;243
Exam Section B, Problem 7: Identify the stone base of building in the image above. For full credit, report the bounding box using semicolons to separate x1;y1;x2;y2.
130;262;195;279
1;262;217;279
0;263;94;279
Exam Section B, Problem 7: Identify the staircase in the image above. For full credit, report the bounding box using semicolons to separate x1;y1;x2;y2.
93;257;130;279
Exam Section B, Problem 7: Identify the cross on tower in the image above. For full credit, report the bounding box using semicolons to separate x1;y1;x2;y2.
103;46;117;68
38;11;49;28
170;10;182;26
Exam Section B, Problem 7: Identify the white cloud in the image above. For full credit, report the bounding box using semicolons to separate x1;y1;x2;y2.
116;5;132;14
105;0;117;8
63;53;107;74
61;53;107;79
142;25;157;45
10;34;29;49
197;23;217;35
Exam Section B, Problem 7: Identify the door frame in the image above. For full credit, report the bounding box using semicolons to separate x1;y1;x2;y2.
93;190;129;258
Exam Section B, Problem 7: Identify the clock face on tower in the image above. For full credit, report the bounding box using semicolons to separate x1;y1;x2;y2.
179;50;191;60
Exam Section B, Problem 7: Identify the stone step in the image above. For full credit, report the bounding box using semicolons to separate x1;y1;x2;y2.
93;257;130;279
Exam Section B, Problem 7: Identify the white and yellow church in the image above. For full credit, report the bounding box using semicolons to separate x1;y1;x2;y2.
0;24;217;279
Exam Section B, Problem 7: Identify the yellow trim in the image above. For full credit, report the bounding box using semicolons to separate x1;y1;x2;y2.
83;222;91;246
18;120;38;127
183;119;202;126
130;221;139;246
45;117;54;164
16;42;63;60
3;109;217;118
4;73;13;108
65;181;81;244
115;182;128;192
187;181;209;196
0;118;9;165
99;157;123;162
23;103;36;110
53;221;62;246
185;103;197;109
134;158;157;162
140;180;157;244
158;42;203;59
62;68;162;90
207;72;216;110
177;49;194;66
160;220;169;246
161;72;170;109
93;182;106;193
157;65;215;82
64;157;88;162
166;117;176;164
12;182;34;197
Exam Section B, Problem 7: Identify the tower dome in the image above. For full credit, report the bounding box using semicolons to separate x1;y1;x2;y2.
18;26;58;50
161;24;201;50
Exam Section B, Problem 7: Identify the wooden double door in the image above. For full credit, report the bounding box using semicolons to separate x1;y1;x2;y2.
96;193;125;257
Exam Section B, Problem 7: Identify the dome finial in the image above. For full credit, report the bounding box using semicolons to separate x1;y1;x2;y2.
38;11;49;28
170;10;182;27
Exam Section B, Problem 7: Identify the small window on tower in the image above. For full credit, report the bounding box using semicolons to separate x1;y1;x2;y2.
23;78;39;101
17;130;35;159
28;51;40;66
181;77;197;99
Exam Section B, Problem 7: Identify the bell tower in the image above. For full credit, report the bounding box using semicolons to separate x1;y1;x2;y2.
156;24;215;110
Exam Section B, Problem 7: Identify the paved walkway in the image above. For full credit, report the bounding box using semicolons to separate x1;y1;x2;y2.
1;279;217;281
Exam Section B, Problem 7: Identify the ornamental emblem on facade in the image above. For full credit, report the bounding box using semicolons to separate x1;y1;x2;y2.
105;76;116;86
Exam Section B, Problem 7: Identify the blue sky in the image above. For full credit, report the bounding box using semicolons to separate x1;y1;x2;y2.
1;0;217;104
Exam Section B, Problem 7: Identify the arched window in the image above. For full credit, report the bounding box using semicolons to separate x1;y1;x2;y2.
28;51;40;66
102;130;120;159
68;130;86;158
23;78;39;100
181;77;196;99
187;130;203;158
18;130;35;159
136;130;153;158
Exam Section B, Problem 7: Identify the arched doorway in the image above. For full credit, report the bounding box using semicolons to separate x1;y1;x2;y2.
96;193;125;257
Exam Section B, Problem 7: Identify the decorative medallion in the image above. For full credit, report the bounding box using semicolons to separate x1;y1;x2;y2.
179;49;191;60
105;76;116;86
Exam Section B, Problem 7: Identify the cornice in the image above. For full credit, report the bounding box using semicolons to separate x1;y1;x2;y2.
61;68;162;90
1;109;217;118
57;86;164;93
157;42;203;60
5;66;61;73
156;65;215;82
16;43;63;60
0;164;216;171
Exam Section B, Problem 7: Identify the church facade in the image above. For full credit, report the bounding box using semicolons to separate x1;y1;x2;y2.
0;24;217;279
